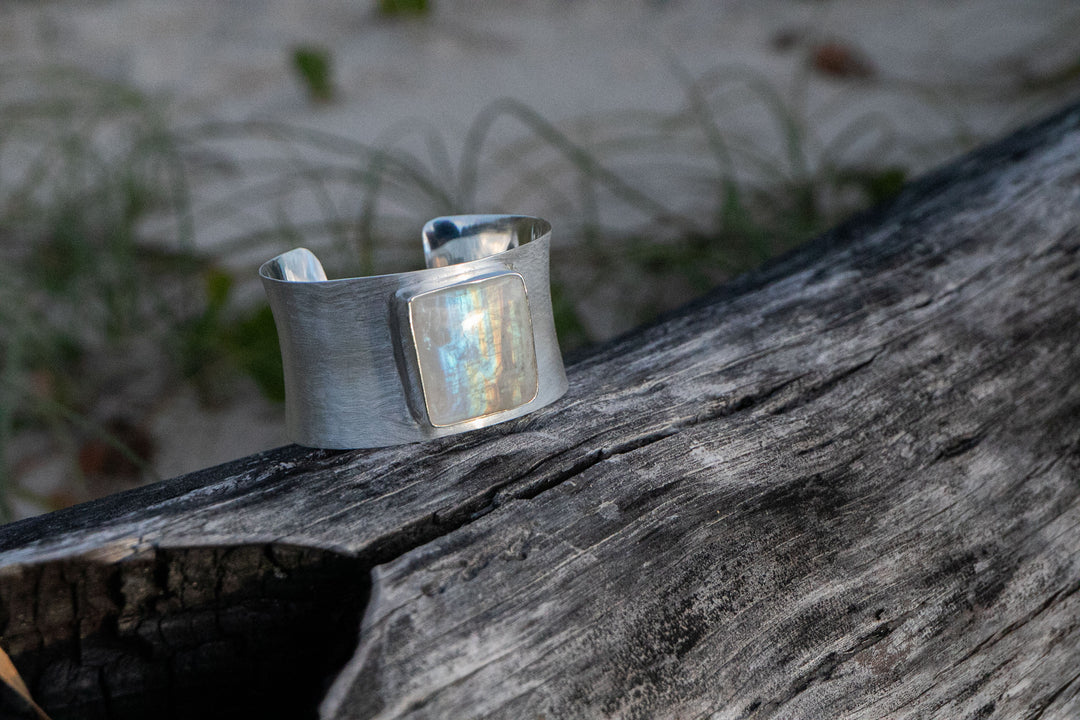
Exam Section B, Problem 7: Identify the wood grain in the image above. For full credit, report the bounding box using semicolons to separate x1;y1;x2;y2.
1;103;1079;719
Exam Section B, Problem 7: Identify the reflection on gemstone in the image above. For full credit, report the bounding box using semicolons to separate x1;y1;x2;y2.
409;273;538;426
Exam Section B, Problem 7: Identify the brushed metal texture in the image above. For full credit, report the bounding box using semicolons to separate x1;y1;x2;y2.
260;215;568;448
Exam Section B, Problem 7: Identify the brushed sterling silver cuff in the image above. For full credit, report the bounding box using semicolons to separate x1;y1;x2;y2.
259;214;568;449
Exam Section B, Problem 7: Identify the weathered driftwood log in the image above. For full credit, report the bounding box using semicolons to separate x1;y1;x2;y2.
2;102;1080;720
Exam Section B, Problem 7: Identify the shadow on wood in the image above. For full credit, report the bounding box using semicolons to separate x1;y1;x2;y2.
1;543;366;719
1;102;1080;719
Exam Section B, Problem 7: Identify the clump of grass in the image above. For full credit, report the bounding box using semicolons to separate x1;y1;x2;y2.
176;268;284;403
291;45;336;103
0;69;283;519
179;68;932;349
378;0;430;17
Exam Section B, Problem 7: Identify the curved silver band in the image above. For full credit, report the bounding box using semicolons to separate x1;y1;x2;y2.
260;215;568;449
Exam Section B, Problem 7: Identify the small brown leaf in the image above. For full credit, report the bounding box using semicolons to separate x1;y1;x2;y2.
0;644;51;720
810;41;876;79
77;418;155;479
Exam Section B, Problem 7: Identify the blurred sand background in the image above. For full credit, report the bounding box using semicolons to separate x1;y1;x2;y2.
1;0;1077;518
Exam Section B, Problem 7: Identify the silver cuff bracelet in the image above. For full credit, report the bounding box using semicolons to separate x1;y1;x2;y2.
259;215;568;449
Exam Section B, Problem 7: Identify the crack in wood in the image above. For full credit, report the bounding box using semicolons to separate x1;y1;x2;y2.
1026;667;1080;720
950;579;1080;672
934;431;988;462
757;620;898;716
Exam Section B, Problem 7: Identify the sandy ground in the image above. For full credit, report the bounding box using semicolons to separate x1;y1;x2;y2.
4;1;1077;228
2;0;1078;517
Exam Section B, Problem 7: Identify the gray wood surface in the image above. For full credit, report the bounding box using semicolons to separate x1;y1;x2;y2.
2;102;1080;720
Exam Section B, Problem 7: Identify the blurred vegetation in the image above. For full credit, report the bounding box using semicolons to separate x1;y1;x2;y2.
291;45;336;104
2;31;1078;520
0;70;281;520
377;0;430;17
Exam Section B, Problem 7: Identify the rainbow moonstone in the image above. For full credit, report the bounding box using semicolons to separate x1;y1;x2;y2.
408;273;538;427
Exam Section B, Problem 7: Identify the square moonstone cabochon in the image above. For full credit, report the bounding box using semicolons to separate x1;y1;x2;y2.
408;273;539;427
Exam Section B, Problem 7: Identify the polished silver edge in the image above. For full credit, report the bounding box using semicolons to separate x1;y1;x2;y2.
422;214;551;268
260;215;567;449
259;215;552;286
259;247;329;282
